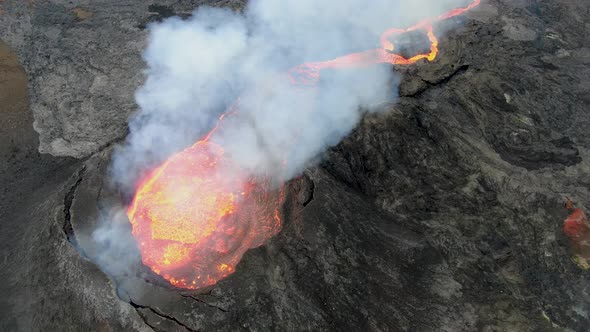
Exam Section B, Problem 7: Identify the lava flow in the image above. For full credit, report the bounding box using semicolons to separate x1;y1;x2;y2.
127;0;481;290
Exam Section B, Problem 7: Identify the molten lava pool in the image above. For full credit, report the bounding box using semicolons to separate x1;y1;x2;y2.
127;0;481;290
128;138;283;289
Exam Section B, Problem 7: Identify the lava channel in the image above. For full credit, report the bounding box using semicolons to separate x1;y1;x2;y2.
127;0;481;290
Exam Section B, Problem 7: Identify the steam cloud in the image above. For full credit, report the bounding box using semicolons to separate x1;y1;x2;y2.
110;0;471;191
93;0;472;278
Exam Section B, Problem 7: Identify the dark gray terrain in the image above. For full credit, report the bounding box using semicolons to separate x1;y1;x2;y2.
1;0;589;331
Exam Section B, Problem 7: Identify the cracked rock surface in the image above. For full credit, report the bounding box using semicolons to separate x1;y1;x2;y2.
1;0;590;331
0;0;243;158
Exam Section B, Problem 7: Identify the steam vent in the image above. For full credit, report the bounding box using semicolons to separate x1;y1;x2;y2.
2;0;590;330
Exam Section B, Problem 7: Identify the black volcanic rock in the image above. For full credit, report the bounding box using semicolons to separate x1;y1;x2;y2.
1;0;590;331
387;29;434;59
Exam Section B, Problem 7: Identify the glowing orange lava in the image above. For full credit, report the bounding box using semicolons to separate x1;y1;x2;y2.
564;208;589;242
127;0;481;289
128;135;283;289
563;201;590;269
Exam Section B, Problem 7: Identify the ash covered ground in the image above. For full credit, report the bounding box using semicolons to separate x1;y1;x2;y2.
1;0;590;331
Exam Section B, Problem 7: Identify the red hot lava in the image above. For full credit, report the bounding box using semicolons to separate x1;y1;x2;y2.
563;199;590;268
127;0;481;290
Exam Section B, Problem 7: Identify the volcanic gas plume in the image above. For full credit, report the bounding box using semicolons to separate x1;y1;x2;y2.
110;0;481;289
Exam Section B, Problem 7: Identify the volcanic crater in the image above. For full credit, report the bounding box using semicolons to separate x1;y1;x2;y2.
1;0;590;331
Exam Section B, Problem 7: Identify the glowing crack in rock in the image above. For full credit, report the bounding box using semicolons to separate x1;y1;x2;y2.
127;0;481;290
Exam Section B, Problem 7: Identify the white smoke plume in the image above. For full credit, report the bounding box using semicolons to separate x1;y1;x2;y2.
90;0;474;281
110;0;472;191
